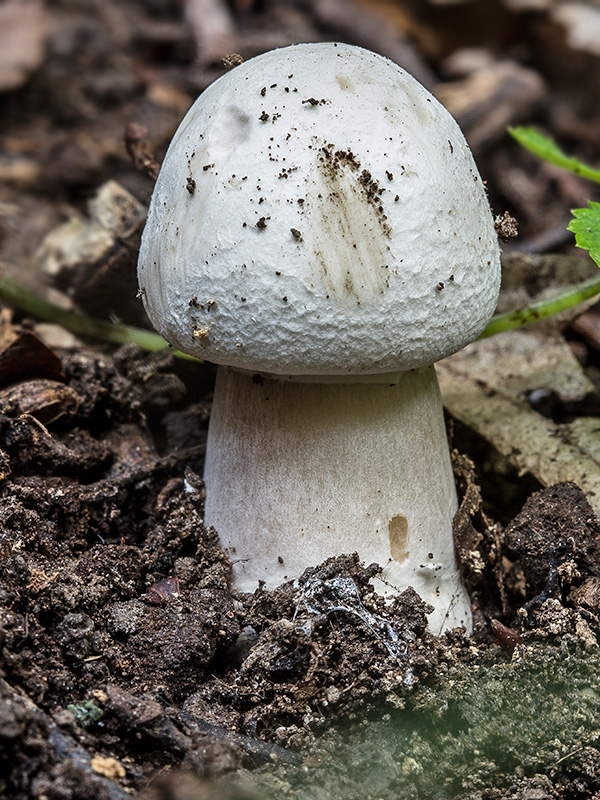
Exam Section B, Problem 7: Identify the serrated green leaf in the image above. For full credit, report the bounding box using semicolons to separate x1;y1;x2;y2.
509;126;600;184
568;202;600;267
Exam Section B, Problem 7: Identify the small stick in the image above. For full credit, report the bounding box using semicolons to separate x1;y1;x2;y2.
124;123;160;180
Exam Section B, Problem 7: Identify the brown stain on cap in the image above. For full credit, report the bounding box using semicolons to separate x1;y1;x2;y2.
335;74;353;91
388;514;409;562
304;144;392;305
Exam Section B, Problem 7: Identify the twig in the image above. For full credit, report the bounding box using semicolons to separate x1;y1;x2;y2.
554;747;583;766
124;123;161;180
179;710;302;766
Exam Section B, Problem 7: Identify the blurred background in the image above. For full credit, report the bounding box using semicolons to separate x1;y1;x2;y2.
0;0;599;328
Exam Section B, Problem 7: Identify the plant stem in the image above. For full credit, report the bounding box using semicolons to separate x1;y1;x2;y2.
480;274;600;338
0;273;199;361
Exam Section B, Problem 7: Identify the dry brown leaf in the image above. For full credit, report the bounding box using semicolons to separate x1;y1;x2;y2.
37;181;147;326
303;0;436;88
439;360;600;515
0;0;51;92
438;252;600;514
0;328;65;388
435;60;546;148
552;2;600;56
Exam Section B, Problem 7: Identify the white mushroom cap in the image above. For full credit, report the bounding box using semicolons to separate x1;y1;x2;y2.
138;42;501;379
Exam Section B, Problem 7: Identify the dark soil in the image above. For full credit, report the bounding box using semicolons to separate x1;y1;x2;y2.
2;340;600;798
2;1;600;798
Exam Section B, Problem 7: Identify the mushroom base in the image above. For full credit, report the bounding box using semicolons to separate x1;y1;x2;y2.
204;364;472;634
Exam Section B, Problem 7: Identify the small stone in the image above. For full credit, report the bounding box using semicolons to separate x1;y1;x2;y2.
325;685;341;704
91;755;125;779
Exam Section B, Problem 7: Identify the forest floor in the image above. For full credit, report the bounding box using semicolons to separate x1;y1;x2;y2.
2;1;600;798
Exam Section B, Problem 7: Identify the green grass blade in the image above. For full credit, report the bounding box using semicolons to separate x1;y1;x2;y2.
0;273;199;362
480;274;600;338
509;127;600;184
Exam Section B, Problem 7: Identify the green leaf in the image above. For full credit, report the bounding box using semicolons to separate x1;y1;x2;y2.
568;202;600;268
509;126;600;184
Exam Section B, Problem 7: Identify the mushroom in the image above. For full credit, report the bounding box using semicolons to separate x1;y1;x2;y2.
137;43;501;633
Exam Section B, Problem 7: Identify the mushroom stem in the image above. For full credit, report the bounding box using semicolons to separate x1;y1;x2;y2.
204;364;471;633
